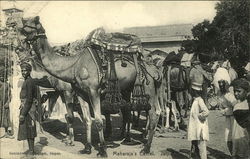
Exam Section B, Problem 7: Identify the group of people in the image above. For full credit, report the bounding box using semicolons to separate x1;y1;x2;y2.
187;72;250;158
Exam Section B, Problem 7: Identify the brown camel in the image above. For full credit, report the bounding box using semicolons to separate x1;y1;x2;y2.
17;16;162;156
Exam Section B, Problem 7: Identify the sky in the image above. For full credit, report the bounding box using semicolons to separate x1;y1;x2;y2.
1;1;218;45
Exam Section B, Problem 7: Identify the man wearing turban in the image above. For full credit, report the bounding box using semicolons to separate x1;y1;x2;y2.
17;62;39;156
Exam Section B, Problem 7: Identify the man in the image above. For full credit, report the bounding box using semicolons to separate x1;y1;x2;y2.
218;80;237;156
17;62;39;155
231;78;250;158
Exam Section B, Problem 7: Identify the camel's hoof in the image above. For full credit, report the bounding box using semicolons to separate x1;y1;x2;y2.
79;143;92;154
97;151;108;158
122;137;131;143
164;127;170;132
63;139;75;146
174;126;179;132
140;146;150;155
97;143;107;158
66;141;75;146
61;138;67;143
79;148;91;154
159;128;165;134
121;138;141;145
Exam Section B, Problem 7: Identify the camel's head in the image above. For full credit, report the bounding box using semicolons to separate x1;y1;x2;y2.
18;16;46;42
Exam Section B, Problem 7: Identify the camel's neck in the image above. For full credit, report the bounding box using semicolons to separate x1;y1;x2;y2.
16;50;54;88
31;37;81;83
29;58;55;88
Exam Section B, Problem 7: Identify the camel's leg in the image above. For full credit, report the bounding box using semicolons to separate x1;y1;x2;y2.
121;108;132;142
171;101;179;131
145;110;149;130
61;91;75;146
158;91;165;133
160;111;165;134
89;90;107;157
165;106;170;130
120;108;126;139
143;111;150;139
104;113;112;140
126;111;132;141
132;111;135;123
47;91;60;117
140;96;161;155
175;92;184;125
183;90;190;118
77;96;92;155
47;91;75;144
133;111;140;128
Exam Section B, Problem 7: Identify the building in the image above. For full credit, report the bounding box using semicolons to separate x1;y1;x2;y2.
123;24;193;54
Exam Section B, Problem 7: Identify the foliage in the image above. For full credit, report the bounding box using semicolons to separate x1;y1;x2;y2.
181;0;249;69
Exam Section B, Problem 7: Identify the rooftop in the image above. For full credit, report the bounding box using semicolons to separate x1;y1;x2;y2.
123;24;193;42
2;8;23;13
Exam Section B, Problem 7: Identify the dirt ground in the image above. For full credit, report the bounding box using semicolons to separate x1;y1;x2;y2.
0;110;231;159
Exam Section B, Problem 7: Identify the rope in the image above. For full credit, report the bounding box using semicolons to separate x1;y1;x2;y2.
139;62;155;81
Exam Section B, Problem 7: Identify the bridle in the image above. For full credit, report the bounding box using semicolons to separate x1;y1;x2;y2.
21;24;47;43
13;24;47;70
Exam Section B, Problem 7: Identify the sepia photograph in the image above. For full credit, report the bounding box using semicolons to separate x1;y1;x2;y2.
0;1;249;159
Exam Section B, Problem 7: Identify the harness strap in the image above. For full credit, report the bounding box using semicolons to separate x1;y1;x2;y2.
87;47;102;83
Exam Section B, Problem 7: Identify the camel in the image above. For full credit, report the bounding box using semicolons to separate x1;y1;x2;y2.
17;16;162;156
147;51;213;132
142;53;188;131
14;45;85;146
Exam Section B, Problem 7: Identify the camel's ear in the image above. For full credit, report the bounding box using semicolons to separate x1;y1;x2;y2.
22;18;27;24
34;16;40;24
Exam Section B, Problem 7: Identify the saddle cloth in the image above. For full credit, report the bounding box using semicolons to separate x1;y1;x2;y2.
86;28;143;53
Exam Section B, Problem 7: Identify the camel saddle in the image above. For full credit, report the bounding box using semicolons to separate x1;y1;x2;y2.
85;27;143;53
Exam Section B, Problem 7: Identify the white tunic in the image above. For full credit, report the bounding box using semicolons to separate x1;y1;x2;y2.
218;92;237;142
188;97;209;141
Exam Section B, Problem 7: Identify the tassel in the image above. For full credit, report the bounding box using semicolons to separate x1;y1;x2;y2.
131;53;151;111
101;50;127;114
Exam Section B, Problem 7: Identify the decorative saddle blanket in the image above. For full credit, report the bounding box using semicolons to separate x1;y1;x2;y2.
85;28;143;53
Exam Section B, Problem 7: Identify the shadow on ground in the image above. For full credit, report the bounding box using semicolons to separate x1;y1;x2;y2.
207;147;231;159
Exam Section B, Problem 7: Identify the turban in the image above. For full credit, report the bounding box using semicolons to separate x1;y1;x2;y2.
20;62;32;71
231;78;250;92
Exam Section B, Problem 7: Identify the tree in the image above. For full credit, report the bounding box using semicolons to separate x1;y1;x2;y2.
213;0;249;73
181;0;249;73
